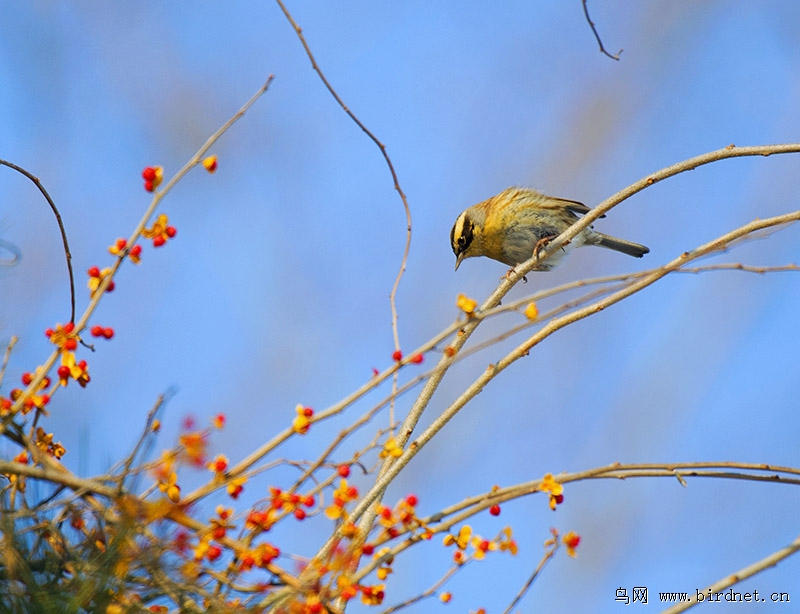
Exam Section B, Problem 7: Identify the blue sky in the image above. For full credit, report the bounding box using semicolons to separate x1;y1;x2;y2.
2;2;800;612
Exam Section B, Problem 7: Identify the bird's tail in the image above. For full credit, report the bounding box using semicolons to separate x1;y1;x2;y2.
589;232;649;258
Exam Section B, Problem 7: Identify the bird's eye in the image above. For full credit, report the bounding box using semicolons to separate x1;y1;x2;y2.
458;235;467;247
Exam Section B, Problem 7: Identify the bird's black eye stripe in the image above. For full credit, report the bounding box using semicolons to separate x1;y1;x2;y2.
459;218;473;250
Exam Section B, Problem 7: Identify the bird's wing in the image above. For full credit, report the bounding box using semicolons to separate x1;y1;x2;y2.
554;197;606;219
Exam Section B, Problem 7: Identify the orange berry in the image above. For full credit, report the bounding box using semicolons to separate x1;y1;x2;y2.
337;464;351;478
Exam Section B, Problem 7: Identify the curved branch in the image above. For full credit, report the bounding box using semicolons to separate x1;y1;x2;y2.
582;0;622;60
273;0;413;358
0;159;76;322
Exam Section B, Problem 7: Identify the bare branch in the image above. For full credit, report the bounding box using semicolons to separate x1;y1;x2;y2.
0;159;76;323
581;0;622;60
502;540;559;614
273;0;412;389
660;534;800;613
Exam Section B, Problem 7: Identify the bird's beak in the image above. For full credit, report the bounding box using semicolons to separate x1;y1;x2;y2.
454;252;465;271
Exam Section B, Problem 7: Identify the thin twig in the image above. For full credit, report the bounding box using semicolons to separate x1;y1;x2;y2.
381;564;463;614
502;540;559;614
273;0;412;428
116;392;172;492
581;0;622;60
0;159;76;322
660;534;800;613
0;336;17;388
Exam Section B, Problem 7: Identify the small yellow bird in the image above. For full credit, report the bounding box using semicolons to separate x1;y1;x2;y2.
450;187;649;271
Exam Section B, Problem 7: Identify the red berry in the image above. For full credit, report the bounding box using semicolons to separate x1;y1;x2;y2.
153;236;165;247
392;349;403;362
302;407;314;418
130;245;142;257
103;327;114;339
116;238;127;249
303;495;315;507
362;543;375;555
409;353;424;364
64;322;74;333
337;464;351;478
405;494;418;507
206;545;222;562
57;366;71;379
293;508;306;521
166;226;177;238
64;339;78;351
106;280;115;292
44;328;53;337
142;167;157;181
144;180;155;192
489;504;501;516
21;373;33;386
87;266;100;278
90;325;103;337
